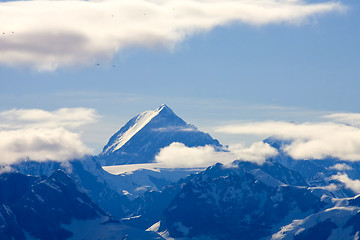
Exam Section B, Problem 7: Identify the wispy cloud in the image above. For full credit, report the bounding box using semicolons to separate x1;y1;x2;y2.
323;113;360;127
151;126;196;132
328;163;353;171
0;108;99;129
215;120;360;161
330;173;360;194
0;108;97;165
154;141;277;168
308;183;338;192
0;0;345;71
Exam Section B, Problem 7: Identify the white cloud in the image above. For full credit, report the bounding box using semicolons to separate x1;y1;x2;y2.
330;173;360;194
329;163;353;171
0;108;97;165
0;107;99;129
0;128;91;165
154;141;277;168
0;0;345;71
215;121;360;161
228;142;278;164
155;142;223;168
323;113;360;127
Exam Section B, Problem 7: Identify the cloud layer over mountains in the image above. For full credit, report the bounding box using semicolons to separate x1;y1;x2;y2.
0;0;345;70
216;116;360;161
155;141;278;167
2;105;360;168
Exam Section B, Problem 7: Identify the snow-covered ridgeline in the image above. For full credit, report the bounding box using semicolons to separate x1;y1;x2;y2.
104;104;166;154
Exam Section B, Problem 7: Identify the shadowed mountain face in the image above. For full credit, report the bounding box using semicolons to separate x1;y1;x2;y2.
0;169;165;240
10;157;134;219
0;170;105;240
98;104;221;166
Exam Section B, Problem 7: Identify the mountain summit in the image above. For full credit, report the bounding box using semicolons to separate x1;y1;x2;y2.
98;104;221;166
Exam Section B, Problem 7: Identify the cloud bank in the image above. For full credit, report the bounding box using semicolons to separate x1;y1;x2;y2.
0;108;97;165
215;120;360;161
155;142;277;168
0;0;345;70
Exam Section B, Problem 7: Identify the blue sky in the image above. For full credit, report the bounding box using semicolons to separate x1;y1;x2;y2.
0;0;359;157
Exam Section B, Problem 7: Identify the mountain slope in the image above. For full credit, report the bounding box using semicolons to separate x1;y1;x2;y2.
151;162;325;240
0;169;164;240
0;170;105;240
11;157;132;218
272;195;360;240
98;104;221;166
265;137;360;198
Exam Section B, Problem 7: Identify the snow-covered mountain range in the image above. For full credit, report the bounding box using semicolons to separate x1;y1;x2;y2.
2;104;360;240
150;161;360;240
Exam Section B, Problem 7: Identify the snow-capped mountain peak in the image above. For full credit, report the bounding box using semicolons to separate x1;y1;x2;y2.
104;104;168;154
98;104;221;165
